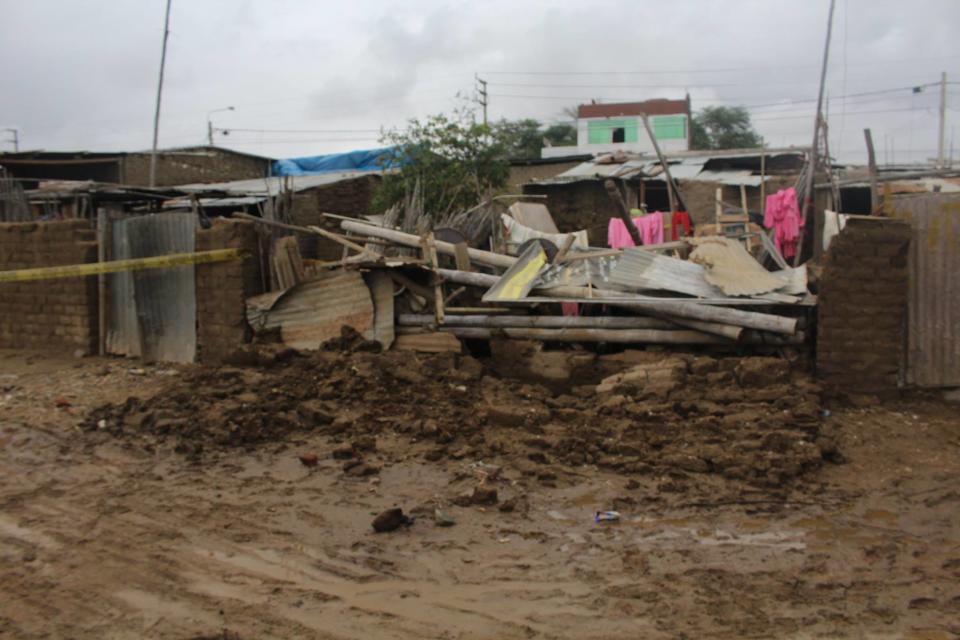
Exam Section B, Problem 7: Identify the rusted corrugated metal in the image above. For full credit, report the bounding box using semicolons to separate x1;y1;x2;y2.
248;270;374;349
894;193;960;387
107;213;197;363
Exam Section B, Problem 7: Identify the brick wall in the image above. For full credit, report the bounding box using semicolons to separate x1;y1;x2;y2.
122;150;269;187
196;219;263;362
523;181;620;245
817;217;911;395
0;220;98;352
288;175;380;260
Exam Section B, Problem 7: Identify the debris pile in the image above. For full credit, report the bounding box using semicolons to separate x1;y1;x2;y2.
86;329;832;488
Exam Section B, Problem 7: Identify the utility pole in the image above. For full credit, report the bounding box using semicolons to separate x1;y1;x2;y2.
476;75;488;126
938;71;947;168
796;0;836;266
206;106;234;146
2;128;17;152
149;0;173;188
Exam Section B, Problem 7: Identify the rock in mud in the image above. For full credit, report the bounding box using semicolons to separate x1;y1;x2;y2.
433;509;456;527
331;443;354;459
372;508;411;533
298;453;319;467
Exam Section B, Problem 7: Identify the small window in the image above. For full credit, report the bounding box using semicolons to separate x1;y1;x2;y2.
611;127;625;143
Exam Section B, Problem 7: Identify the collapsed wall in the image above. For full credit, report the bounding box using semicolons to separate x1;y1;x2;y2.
0;220;99;352
817;217;911;396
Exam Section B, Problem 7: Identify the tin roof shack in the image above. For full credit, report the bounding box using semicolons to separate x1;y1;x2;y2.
523;148;808;246
0;146;273;189
173;171;382;261
506;155;591;194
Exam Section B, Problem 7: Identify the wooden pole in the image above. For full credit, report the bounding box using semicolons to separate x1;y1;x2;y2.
96;209;109;356
864;128;879;214
795;0;837;265
759;139;767;219
234;212;369;254
340;219;515;269
399;314;678;330
148;0;173;188
603;179;643;246
433;267;797;335
640;114;689;212
398;326;803;346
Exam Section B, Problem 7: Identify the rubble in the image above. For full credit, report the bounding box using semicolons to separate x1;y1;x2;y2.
85;330;830;489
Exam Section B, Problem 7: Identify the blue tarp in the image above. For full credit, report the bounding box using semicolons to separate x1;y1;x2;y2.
272;147;403;176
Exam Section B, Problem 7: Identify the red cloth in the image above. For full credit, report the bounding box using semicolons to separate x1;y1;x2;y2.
670;211;691;241
561;302;580;316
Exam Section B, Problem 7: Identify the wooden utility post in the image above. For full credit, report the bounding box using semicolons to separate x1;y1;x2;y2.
603;179;642;246
640;115;688;213
795;0;836;266
938;71;947;168
864;128;879;214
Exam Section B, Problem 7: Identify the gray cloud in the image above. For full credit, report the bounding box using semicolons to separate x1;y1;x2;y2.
1;0;957;163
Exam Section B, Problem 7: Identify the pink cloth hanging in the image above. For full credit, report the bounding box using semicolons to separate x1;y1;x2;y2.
763;188;805;258
607;212;664;249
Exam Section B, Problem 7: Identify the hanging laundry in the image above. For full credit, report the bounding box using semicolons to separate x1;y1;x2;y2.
763;188;804;258
670;211;692;241
606;212;664;249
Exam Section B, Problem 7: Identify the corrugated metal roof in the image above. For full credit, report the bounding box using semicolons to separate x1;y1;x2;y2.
609;248;725;298
534;150;801;186
175;170;381;196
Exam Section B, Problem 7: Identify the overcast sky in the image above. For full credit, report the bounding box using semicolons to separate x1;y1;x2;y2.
1;0;958;165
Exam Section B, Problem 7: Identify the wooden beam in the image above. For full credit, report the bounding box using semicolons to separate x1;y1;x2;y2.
603;179;643;246
864;128;879;214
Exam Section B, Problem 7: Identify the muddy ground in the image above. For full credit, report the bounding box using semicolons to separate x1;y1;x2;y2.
1;344;959;639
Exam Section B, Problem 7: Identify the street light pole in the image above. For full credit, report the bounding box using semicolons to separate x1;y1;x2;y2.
206;106;235;146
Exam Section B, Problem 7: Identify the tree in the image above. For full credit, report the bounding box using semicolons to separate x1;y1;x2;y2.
690;106;762;150
490;119;578;159
542;123;577;147
491;118;543;159
373;110;509;217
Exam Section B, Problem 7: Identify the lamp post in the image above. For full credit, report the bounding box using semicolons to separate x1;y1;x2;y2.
206;106;234;146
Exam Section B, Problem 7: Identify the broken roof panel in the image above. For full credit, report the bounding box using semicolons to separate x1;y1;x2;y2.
174;171;381;197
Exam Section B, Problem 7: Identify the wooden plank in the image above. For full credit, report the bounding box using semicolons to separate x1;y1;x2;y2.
453;241;471;271
365;271;396;349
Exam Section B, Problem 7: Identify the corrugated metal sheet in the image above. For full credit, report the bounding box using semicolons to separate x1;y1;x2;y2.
175;171;380;196
107;213;197;362
251;270;374;349
689;237;785;296
894;193;960;387
124;213;197;362
610;248;725;298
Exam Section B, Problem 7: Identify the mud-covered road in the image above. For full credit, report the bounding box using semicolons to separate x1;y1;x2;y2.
1;347;958;639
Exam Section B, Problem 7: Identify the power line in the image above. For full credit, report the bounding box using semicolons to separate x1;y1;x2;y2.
480;54;960;76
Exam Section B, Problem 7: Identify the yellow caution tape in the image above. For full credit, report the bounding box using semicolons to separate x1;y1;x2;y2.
0;248;246;282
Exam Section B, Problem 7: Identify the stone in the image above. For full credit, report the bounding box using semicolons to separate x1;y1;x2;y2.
471;486;498;505
332;443;355;459
372;508;411;533
433;509;456;527
298;453;319;467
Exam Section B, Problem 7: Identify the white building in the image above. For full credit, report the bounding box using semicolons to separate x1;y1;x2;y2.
542;98;692;159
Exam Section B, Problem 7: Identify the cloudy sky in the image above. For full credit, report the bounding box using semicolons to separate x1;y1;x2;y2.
1;0;958;164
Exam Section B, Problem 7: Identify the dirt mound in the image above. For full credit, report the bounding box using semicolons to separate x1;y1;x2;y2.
86;341;832;487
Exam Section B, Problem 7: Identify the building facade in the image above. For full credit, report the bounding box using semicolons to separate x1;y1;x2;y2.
542;98;692;159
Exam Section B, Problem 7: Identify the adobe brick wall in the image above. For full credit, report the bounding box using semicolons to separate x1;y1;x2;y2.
288;175;380;261
817;217;911;395
0;220;99;353
122;151;269;187
196;218;263;363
